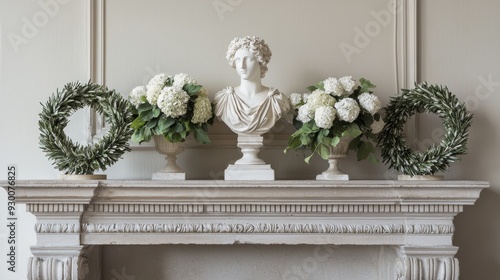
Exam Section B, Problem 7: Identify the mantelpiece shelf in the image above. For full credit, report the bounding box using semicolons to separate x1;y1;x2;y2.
2;180;488;280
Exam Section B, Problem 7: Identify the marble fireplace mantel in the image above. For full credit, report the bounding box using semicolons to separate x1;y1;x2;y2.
3;180;488;280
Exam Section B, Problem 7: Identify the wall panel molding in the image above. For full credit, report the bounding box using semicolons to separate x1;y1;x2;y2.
84;0;419;150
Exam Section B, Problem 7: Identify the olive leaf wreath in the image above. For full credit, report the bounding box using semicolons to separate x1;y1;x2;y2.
39;81;134;175
377;82;473;176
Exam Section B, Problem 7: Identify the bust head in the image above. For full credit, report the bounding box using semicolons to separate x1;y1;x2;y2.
226;36;272;78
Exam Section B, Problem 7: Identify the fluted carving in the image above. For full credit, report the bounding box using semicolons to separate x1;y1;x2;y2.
395;256;459;280
28;246;90;280
395;247;459;280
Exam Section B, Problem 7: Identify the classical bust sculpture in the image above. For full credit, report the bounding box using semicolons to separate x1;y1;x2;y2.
214;36;290;180
214;36;290;136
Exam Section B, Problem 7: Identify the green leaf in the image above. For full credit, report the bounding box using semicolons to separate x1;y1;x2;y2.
346;123;363;138
194;125;211;144
180;129;188;139
158;116;176;132
322;136;333;146
315;81;325;91
348;136;361;150
183;83;202;95
331;136;340;147
300;134;312;146
152;107;161;118
304;153;314;164
317;143;330;160
359;78;376;93
300;122;313;134
316;132;324;145
131;117;146;130
174;122;184;133
307;85;317;92
286;136;302;151
137;102;153;112
184;120;191;132
143;127;152;142
361;112;374;126
131;128;145;143
357;141;375;161
146;118;158;129
171;132;183;142
139;109;155;122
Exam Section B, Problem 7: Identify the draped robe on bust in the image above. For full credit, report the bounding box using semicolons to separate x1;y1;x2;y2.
214;87;290;135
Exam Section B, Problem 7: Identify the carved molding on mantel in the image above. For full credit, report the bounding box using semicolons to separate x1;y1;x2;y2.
35;223;81;234
1;180;487;280
395;246;459;280
87;203;463;214
29;245;93;280
28;204;86;213
82;222;454;235
8;180;488;205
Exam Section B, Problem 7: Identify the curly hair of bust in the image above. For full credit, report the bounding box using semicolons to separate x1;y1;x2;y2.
226;36;272;78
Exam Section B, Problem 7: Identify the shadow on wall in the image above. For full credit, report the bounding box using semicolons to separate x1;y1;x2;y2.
455;187;500;279
101;245;393;280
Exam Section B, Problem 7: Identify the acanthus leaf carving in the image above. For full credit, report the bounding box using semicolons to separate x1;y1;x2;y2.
82;223;455;235
35;223;80;234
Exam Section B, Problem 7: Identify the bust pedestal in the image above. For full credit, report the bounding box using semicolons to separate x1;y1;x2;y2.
225;134;274;180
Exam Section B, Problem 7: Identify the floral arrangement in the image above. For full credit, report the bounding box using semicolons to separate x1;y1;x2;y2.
129;73;214;144
285;76;384;163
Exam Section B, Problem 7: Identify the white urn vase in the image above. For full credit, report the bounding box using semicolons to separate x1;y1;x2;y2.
316;136;352;180
152;135;185;180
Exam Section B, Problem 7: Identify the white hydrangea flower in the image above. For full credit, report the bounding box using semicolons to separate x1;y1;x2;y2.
129;85;147;107
173;73;197;89
157;87;190;118
302;93;310;102
314;106;337;129
334;98;360;123
289;93;303;107
323;77;344;96
191;96;213;124
339;76;357;95
371;118;385;134
296;103;314;123
307;90;336;111
146;73;170;105
358;92;382;115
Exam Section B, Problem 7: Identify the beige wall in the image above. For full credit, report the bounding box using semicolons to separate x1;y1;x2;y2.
0;0;498;279
419;0;500;278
